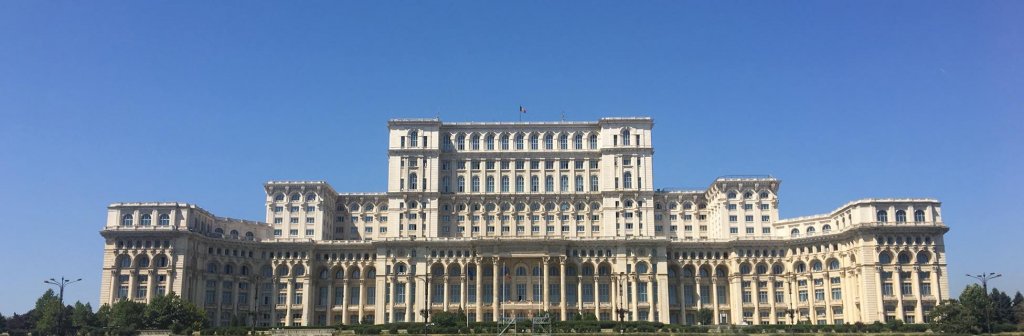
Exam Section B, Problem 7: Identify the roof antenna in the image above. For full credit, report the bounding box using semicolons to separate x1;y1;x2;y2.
561;110;566;121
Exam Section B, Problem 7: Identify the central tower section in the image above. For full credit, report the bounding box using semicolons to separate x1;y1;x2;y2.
386;117;654;239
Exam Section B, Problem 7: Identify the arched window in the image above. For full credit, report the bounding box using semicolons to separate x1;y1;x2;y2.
622;172;632;189
878;251;893;264
230;230;239;239
471;134;480;150
274;193;285;201
409;130;419;147
794;262;806;273
224;264;234;274
500;176;510;192
293;265;306;276
828;259;840;270
914;210;926;222
515;176;524;192
137;255;150;268
727;192;737;199
582;264;594;276
500;134;509;150
811;260;823;271
599;265;611;276
457;176;465;192
822;224;832;233
530;134;539;150
515;134;524;150
772;264;784;275
895;210;907;223
158;214;170;226
635;262;649;274
396;264;407;275
544;134;553;149
877;210;888;223
574;134;583;150
516;266;527;276
441;176;450;193
408;173;417;190
485;134;495;150
245;232;254;241
290;193;301;201
916;251;932;264
118;255;132;268
755;264;767;275
559;175;569;192
531;176;539;192
545;176;554;192
589;135;598;149
121;214;133;226
897;252;912;264
207;262;219;273
559;134;568;150
155;255;168;267
471;176;480;192
621;129;631;146
740;263;752;275
574;175;584;192
590;175;599;191
241;265;250;275
485;176;494;192
806;227;816;235
140;214;151;226
456;134;466;150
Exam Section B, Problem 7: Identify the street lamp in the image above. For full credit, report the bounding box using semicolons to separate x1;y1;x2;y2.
44;276;83;336
966;273;1002;333
250;275;261;336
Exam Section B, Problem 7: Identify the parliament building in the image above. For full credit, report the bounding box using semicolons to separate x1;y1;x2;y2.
99;117;950;327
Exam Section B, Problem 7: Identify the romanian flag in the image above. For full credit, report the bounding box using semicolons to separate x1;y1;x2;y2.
519;106;527;114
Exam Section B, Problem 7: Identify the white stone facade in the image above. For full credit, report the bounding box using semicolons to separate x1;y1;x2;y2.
99;117;949;327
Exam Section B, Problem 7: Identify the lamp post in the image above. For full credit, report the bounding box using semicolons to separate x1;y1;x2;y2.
251;275;261;336
44;276;82;336
614;272;627;334
966;273;1001;333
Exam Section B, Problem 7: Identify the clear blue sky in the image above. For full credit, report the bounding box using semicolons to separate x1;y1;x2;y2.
1;1;1021;315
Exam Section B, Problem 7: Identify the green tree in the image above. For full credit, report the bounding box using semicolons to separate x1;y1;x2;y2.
70;302;100;336
961;284;993;332
1012;291;1023;325
929;299;976;334
33;289;69;335
105;299;147;334
695;308;714;325
581;312;597;321
143;292;207;331
0;313;7;332
991;289;1014;324
430;311;460;327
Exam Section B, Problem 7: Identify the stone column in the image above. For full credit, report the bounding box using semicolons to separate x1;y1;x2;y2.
443;274;451;311
405;278;413;322
493;260;500;321
284;278;294;326
358;279;366;323
913;268;923;322
594;277;600;319
560;258;567;321
694;276;703;308
646;280;654;321
542;258;550;313
768;278;776;325
630;276;638;321
577;275;583;314
476;263;483;321
711;277;720;325
340;277;349;324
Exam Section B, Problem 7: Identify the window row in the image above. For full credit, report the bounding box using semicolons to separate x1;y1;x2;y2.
272;193;318;202
120;213;171;226
440;132;600;151
876;209;928;223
